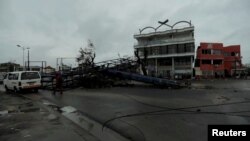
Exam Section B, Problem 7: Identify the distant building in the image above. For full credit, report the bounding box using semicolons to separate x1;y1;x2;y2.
195;42;243;78
18;66;41;72
0;62;20;72
61;64;72;72
44;66;55;73
134;20;195;79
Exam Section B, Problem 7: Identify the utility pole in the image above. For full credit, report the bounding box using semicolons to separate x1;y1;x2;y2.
27;47;30;71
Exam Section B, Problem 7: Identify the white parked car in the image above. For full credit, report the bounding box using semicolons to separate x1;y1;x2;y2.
3;71;41;93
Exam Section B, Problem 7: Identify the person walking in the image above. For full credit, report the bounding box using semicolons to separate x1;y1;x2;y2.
53;71;63;95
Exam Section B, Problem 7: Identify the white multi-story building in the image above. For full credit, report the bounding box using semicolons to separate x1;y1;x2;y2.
134;20;195;79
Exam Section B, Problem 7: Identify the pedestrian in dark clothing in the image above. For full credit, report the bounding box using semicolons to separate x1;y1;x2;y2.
53;71;63;94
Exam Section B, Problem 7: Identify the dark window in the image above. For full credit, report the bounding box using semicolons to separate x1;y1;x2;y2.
21;72;40;80
202;60;212;64
195;59;200;67
223;52;230;56
168;45;176;54
7;73;18;80
8;73;14;80
213;50;221;55
4;74;8;79
13;73;19;80
202;49;211;54
161;46;168;54
159;59;172;66
177;44;185;53
213;60;222;65
231;52;235;56
148;48;152;55
175;57;191;65
152;47;159;55
186;43;194;52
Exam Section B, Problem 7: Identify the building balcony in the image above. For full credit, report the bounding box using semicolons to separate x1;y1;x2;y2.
134;26;194;38
200;64;224;71
138;52;195;59
198;54;224;60
175;64;192;70
134;37;194;48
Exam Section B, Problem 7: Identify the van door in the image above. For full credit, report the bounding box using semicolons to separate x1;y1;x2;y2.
7;73;19;90
7;73;14;90
3;73;9;88
12;73;19;90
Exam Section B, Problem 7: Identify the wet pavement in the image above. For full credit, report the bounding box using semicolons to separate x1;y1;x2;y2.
37;79;250;141
1;79;250;141
0;91;99;141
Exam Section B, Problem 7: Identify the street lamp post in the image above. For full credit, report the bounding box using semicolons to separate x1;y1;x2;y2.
17;45;25;71
27;47;30;71
17;45;30;71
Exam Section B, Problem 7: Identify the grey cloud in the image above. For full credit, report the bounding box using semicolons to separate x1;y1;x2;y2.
0;0;250;67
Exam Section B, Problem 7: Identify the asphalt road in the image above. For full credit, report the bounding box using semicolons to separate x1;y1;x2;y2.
34;79;250;141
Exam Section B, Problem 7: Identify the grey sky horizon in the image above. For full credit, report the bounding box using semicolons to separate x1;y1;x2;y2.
0;0;249;67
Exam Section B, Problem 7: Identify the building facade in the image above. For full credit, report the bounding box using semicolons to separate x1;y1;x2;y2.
44;66;55;73
0;62;20;72
134;20;195;79
195;42;242;78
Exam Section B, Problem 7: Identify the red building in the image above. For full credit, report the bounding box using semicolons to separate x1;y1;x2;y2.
195;42;242;78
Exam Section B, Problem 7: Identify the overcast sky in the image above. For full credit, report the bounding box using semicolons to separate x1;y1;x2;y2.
0;0;249;67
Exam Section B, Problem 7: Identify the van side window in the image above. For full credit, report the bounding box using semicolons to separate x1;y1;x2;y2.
8;74;14;80
21;72;40;80
13;73;19;80
4;74;8;79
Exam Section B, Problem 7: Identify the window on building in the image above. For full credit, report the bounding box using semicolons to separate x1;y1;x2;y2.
137;48;144;56
195;59;200;67
231;52;235;56
168;45;177;54
213;50;221;55
186;43;195;52
177;44;185;53
202;49;211;54
152;47;159;55
158;46;163;55
159;59;172;66
175;57;191;65
148;47;152;55
202;60;212;64
232;62;236;68
213;60;223;65
160;46;168;54
223;52;230;56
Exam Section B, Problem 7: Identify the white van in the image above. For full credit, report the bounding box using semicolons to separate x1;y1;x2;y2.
3;71;41;93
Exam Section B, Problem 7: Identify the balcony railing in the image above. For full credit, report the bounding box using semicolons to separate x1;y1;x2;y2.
134;37;194;48
200;64;224;70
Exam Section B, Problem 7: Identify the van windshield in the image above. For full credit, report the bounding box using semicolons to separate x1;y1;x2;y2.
21;72;40;80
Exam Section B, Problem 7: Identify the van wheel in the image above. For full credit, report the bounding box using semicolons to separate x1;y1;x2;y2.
14;87;18;93
5;85;9;93
34;89;38;93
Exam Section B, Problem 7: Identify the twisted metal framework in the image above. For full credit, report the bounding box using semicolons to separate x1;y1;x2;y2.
139;19;192;34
